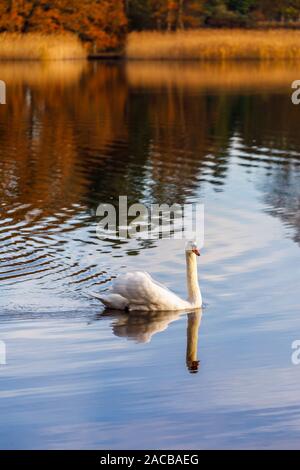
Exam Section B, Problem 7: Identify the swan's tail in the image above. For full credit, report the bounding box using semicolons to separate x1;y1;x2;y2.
88;292;128;310
88;292;104;301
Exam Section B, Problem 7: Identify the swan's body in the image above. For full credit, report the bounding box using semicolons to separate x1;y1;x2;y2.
92;243;202;312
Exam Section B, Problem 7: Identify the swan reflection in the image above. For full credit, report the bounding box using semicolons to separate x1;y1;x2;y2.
186;310;201;374
99;309;202;373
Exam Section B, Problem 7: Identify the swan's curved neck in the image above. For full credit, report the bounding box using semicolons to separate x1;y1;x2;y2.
186;251;201;306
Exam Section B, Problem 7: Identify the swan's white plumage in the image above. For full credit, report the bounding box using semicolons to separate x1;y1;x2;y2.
106;271;190;311
93;244;202;312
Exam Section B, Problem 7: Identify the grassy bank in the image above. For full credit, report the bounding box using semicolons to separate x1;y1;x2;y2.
127;29;300;60
0;33;87;61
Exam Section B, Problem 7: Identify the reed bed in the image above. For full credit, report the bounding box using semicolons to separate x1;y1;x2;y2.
127;29;300;61
0;33;87;61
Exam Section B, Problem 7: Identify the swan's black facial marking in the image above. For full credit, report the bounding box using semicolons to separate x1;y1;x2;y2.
192;247;201;256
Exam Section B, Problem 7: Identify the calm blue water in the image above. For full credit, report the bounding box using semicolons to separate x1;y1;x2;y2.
0;61;300;449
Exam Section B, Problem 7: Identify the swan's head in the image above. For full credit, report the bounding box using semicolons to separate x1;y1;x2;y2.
185;241;201;257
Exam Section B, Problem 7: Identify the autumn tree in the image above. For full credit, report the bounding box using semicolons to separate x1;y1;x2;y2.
160;0;204;30
257;0;300;21
126;0;300;29
126;0;153;30
0;0;127;51
227;0;255;15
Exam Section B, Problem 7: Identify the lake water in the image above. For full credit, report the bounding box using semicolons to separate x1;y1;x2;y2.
0;61;300;450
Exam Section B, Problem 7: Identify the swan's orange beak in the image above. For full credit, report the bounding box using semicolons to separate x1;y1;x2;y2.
192;248;201;256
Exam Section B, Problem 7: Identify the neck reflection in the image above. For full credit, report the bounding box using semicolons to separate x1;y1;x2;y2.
186;310;202;374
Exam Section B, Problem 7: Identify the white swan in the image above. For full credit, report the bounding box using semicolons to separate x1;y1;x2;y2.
92;242;202;312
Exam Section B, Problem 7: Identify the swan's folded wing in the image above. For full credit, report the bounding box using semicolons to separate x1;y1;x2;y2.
112;271;187;311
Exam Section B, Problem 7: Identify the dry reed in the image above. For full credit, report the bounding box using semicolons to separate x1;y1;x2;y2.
127;29;300;60
0;33;87;61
